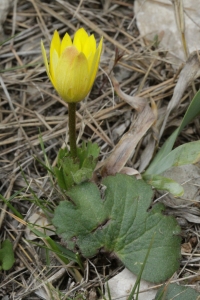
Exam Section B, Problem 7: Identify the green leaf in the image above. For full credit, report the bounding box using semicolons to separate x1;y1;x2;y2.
155;283;200;300
28;224;80;265
44;237;72;265
0;240;15;270
0;192;23;219
145;90;200;175
77;141;100;165
57;148;69;164
53;174;181;283
72;167;94;184
143;174;184;197
54;142;100;191
54;156;80;190
146;141;200;175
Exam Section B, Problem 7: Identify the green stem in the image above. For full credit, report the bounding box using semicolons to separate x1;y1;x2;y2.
68;102;77;157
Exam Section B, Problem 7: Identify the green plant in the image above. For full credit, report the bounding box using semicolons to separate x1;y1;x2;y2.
143;90;200;195
53;173;181;283
0;240;15;271
38;26;187;284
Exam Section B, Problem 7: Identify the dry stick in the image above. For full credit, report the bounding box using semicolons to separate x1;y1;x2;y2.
11;0;18;46
14;250;51;299
137;59;156;94
6;229;33;262
172;0;188;59
83;106;114;147
0;72;174;156
0;268;27;289
7;215;78;296
55;0;131;54
29;0;51;41
42;238;82;282
1;127;67;153
0;76;41;158
1;108;111;158
73;0;84;16
39;88;113;146
0;176;15;229
35;111;53;131
36;0;76;32
0;75;174;158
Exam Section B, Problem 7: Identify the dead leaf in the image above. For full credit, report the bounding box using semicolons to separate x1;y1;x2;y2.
159;51;200;139
0;0;13;40
181;212;200;224
105;268;157;300
181;242;192;254
138;98;159;172
25;209;55;240
139;137;156;173
120;167;141;177
111;74;147;112
101;104;155;176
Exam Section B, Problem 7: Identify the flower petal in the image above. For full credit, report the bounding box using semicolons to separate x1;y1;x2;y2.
61;32;72;54
87;37;103;91
73;28;89;52
50;30;61;60
69;52;89;101
41;40;50;75
41;40;57;88
50;49;59;87
83;34;96;59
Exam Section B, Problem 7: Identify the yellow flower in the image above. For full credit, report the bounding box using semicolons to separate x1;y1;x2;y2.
41;28;103;103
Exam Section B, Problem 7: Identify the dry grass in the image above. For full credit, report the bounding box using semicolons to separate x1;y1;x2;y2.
1;0;200;299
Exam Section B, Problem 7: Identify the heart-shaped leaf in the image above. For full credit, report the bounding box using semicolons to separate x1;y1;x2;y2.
53;174;181;283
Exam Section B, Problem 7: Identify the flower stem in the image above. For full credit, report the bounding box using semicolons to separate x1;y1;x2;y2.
68;102;77;157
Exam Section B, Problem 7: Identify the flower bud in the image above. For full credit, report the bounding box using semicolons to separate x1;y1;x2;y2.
41;28;103;103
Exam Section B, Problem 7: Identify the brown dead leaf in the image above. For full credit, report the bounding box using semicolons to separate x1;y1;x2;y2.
111;74;147;112
181;242;192;254
0;0;13;40
159;51;200;139
138;137;156;173
101;104;155;176
189;236;197;247
120;167;141;178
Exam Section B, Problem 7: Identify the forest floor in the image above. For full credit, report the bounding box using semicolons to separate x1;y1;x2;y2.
1;0;200;299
